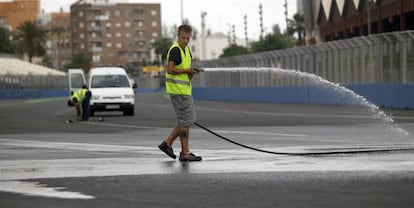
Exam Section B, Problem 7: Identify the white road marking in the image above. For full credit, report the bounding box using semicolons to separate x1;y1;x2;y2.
0;181;94;199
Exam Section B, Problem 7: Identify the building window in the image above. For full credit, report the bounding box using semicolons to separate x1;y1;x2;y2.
138;21;143;27
93;55;100;63
106;42;112;48
80;33;84;39
116;22;121;27
79;11;83;17
135;8;144;16
116;32;121;37
106;22;111;27
79;22;84;28
106;33;112;38
115;10;121;16
116;43;122;48
152;32;158;37
125;22;131;27
125;32;131;37
151;10;157;16
152;21;157;27
80;44;85;49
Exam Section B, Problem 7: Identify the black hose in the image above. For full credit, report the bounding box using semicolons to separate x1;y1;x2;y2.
194;122;411;156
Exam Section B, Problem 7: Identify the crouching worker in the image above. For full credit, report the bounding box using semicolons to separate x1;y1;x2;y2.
67;85;92;121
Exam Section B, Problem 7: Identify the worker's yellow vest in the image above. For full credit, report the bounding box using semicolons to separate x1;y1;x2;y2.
71;88;88;104
165;42;192;95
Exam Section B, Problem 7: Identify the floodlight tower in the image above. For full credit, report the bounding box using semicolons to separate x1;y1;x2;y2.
284;0;288;32
244;14;248;46
259;3;264;40
201;11;207;60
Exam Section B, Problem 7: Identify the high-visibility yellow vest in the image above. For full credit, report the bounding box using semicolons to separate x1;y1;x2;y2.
71;88;88;104
165;41;192;95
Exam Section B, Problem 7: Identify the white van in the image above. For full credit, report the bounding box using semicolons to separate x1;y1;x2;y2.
68;67;137;116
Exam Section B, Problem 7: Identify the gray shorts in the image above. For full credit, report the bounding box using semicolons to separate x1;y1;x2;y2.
169;94;196;127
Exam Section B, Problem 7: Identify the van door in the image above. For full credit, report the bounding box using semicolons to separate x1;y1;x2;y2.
68;69;86;96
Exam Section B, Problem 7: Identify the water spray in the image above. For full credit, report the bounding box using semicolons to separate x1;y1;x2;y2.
193;67;411;155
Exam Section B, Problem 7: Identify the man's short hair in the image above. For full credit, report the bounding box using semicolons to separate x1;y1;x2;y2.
178;24;192;35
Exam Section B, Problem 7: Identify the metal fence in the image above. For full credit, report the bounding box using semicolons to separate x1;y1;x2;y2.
0;75;67;90
193;31;414;87
0;74;165;92
1;31;413;90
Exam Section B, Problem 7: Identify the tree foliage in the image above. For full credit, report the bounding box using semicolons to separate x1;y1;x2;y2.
0;27;15;54
14;21;47;62
250;33;294;52
64;52;91;72
152;37;173;65
287;13;305;46
220;44;250;58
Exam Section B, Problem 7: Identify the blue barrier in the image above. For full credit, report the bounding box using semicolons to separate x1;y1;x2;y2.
193;84;414;109
0;88;159;100
2;84;413;109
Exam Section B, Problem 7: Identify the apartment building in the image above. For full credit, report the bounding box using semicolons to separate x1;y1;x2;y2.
70;0;161;69
0;0;39;31
44;9;71;70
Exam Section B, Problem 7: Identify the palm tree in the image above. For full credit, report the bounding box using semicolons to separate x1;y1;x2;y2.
14;21;47;63
287;13;305;46
50;26;67;69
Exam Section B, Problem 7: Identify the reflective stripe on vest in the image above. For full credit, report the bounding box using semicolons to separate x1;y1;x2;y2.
165;41;192;95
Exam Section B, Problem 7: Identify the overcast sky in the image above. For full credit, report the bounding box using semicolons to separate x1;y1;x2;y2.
40;0;297;41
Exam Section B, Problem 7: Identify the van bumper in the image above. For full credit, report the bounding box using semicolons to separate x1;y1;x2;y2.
90;103;134;112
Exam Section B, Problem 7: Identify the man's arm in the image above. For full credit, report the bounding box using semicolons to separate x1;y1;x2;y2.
75;103;82;120
167;61;197;79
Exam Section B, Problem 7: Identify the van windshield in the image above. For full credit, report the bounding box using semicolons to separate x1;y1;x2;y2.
91;75;130;88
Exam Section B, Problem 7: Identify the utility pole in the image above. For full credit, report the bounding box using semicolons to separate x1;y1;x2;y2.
232;24;236;44
227;23;231;45
180;0;184;24
201;12;207;60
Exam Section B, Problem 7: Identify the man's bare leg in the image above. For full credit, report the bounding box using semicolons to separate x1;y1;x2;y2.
179;127;190;154
166;126;181;147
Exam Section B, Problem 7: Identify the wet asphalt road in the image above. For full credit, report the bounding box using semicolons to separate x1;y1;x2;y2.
1;93;414;207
